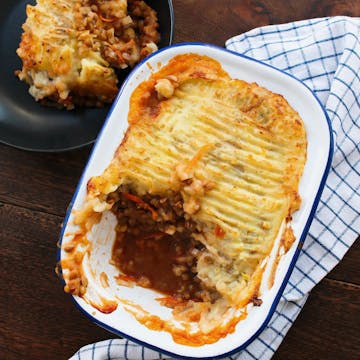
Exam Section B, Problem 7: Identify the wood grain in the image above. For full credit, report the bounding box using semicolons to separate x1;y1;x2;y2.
275;278;360;360
172;0;360;45
0;204;110;360
0;144;90;216
0;1;359;359
326;239;359;285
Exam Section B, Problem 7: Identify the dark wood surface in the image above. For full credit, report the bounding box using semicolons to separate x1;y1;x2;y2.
0;1;359;359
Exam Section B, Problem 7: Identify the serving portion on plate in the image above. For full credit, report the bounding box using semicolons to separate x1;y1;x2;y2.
16;0;160;109
0;0;173;151
59;44;332;358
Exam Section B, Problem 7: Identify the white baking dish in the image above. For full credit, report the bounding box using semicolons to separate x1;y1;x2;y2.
58;43;333;358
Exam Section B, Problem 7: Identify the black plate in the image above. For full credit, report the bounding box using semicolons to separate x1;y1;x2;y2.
0;0;174;151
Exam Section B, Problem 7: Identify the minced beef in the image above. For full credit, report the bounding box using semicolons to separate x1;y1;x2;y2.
110;188;216;302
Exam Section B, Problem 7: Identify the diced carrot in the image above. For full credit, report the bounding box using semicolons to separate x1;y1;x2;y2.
99;14;116;23
185;144;213;172
110;45;124;63
122;192;158;220
215;224;225;238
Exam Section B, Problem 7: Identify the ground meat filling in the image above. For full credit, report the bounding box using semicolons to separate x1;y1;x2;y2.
77;0;160;70
110;189;215;302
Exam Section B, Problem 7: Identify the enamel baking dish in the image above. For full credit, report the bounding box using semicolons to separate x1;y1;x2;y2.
58;43;333;359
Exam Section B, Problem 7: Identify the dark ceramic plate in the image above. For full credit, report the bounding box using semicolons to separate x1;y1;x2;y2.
0;0;174;151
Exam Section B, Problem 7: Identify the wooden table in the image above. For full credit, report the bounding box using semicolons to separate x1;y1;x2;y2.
0;1;359;359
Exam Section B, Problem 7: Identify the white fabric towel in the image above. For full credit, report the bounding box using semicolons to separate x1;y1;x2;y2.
71;16;360;360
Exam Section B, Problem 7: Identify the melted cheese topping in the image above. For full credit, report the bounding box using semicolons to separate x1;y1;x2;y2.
62;53;307;344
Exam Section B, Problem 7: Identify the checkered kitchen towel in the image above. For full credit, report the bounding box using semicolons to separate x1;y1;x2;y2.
71;16;360;360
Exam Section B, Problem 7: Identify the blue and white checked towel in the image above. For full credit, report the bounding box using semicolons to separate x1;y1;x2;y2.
71;16;360;360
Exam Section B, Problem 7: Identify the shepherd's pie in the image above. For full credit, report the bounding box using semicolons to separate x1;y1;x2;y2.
16;0;159;109
61;53;307;344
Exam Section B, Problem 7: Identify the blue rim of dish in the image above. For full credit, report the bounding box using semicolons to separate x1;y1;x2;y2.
57;42;334;359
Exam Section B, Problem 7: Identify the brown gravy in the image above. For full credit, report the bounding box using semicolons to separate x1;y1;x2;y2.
112;230;202;300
